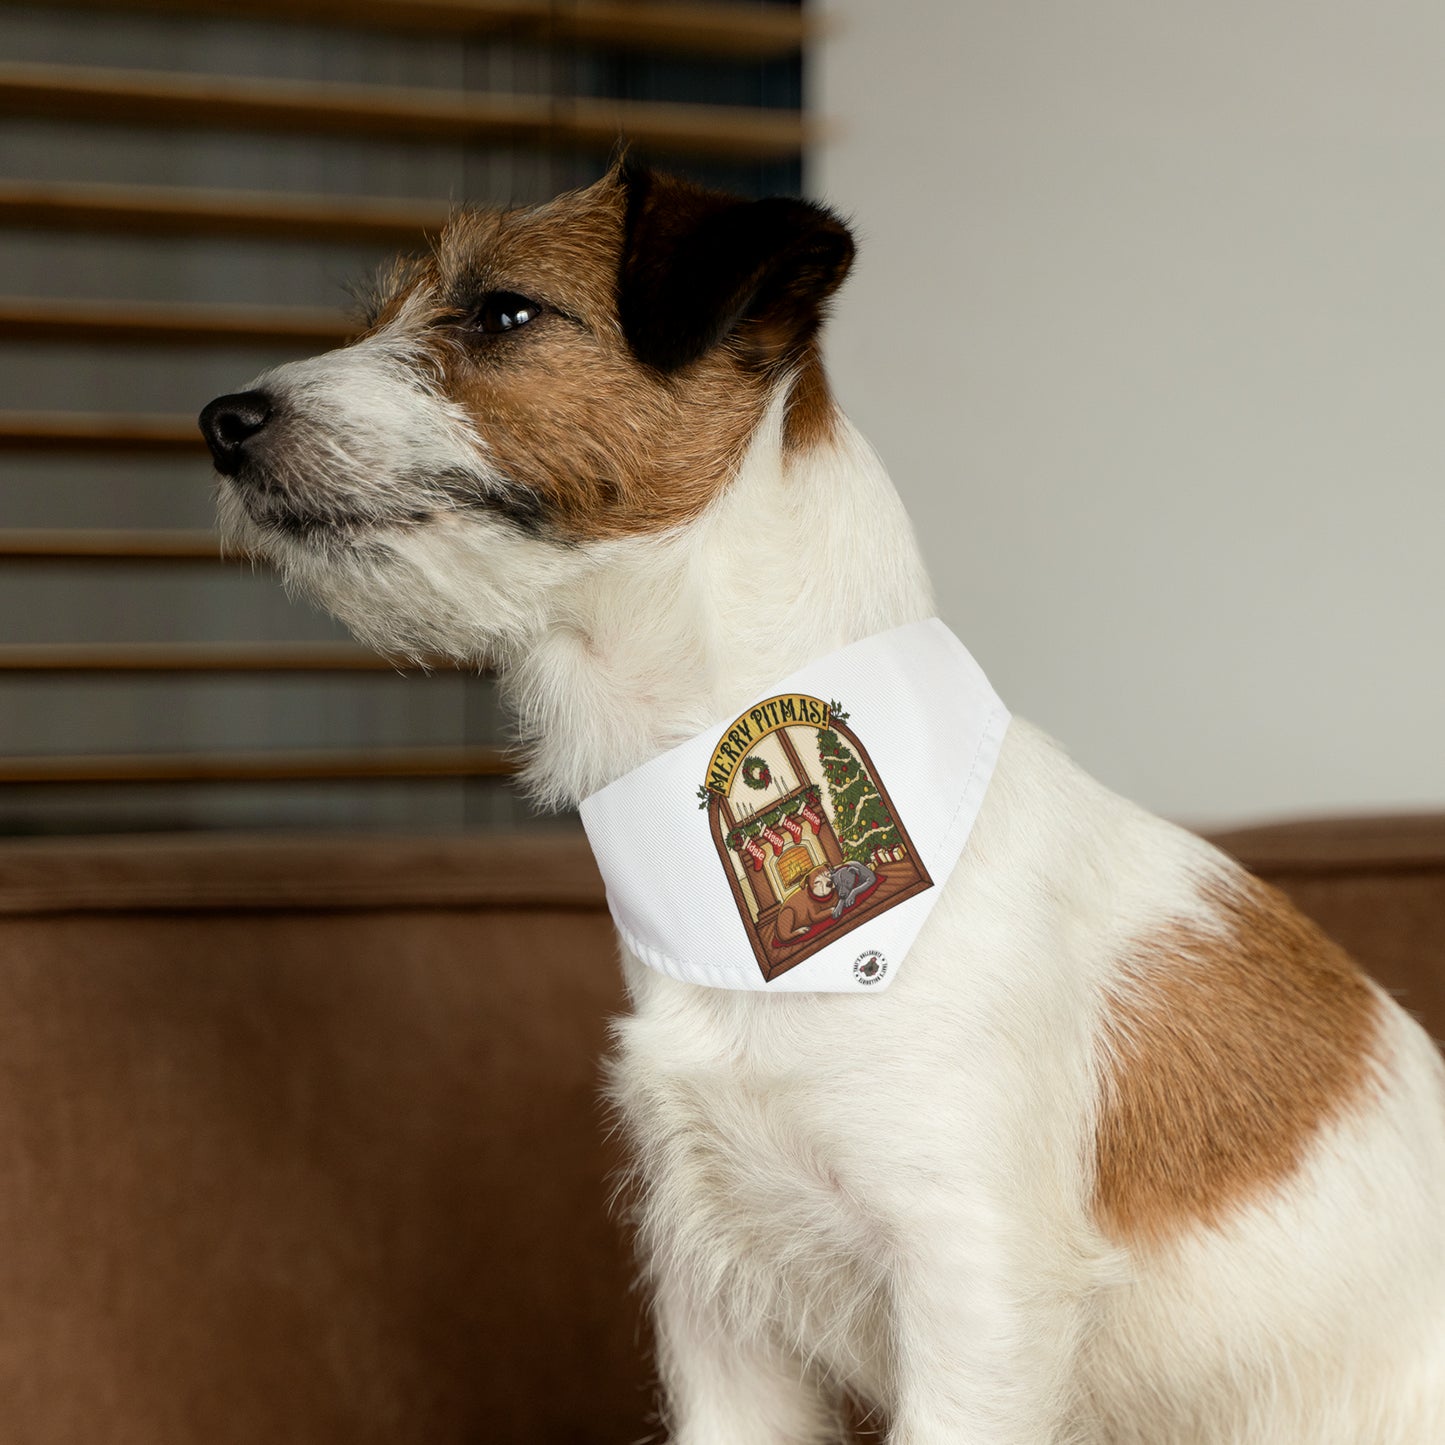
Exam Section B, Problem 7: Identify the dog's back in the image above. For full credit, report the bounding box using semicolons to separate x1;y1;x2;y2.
613;712;1445;1442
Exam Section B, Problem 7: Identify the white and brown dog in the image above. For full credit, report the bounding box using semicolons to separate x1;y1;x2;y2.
201;164;1445;1444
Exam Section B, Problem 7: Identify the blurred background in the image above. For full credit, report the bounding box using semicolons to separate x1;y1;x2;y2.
1;0;1442;832
0;0;802;836
820;1;1445;827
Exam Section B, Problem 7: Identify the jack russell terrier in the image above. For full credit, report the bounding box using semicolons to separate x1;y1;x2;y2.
200;162;1445;1444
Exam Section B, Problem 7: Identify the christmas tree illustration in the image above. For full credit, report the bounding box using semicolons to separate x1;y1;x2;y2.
816;724;903;864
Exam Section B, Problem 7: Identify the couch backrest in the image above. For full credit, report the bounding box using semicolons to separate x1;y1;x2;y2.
0;819;1440;1443
0;832;647;1445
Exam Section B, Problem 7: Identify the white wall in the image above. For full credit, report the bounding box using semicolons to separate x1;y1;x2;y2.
813;1;1445;827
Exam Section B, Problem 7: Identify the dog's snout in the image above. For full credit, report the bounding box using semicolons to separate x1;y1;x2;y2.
199;390;273;475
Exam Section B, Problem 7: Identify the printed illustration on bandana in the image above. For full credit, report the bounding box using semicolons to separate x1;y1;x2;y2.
699;696;932;982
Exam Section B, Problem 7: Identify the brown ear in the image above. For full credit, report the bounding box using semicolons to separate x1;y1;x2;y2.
617;162;855;374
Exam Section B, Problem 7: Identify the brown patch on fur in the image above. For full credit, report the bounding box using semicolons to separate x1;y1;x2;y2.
356;254;437;335
370;176;773;541
782;344;840;454
1093;872;1382;1247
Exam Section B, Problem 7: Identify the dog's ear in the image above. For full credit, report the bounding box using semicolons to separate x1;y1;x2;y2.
617;162;855;374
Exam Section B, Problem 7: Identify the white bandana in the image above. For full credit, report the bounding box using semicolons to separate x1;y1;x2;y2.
579;619;1009;992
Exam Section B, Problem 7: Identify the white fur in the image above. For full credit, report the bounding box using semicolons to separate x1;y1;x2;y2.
220;345;1445;1443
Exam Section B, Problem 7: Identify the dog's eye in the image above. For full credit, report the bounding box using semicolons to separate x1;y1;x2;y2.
472;292;543;334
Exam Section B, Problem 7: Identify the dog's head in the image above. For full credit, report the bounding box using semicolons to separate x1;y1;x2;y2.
199;163;854;661
806;865;836;900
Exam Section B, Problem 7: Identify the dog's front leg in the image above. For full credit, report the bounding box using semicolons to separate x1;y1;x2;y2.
883;1216;1092;1445
653;1275;844;1445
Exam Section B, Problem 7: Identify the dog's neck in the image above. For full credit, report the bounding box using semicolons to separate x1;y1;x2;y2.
503;391;936;808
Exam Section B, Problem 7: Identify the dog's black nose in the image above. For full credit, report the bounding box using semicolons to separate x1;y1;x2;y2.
199;390;272;475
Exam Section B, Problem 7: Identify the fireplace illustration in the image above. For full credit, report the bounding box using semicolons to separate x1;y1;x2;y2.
772;840;824;897
702;695;932;982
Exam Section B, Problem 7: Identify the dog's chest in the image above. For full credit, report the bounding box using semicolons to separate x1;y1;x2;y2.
613;998;892;1386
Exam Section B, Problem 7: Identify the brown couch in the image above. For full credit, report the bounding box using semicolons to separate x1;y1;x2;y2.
0;818;1440;1443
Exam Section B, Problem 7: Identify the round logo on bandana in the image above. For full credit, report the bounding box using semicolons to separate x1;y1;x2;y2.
852;949;887;986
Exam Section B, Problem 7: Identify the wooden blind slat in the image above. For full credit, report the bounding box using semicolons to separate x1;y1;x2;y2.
0;745;513;783
0;412;202;452
0;62;812;161
0;643;429;672
0;180;448;244
544;0;810;58
0;529;226;561
0;297;353;348
0;0;810;58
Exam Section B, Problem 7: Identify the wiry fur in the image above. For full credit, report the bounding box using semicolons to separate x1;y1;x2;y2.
205;168;1445;1444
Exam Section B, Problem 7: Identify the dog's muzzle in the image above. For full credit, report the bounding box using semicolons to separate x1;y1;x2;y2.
199;390;273;476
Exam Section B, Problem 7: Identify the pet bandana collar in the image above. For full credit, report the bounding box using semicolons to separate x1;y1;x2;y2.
579;618;1010;993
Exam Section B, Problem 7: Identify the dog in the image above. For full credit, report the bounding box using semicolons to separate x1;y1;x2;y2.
200;162;1445;1443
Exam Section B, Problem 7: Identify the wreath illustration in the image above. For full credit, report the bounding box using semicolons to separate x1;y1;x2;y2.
741;755;772;790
